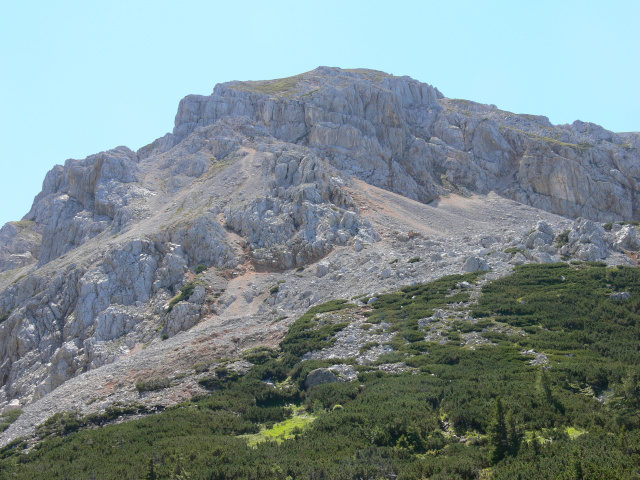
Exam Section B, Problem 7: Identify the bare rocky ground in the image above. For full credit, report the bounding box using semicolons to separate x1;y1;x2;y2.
0;183;633;446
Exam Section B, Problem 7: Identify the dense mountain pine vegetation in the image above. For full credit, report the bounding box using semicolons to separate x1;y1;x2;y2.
2;263;640;478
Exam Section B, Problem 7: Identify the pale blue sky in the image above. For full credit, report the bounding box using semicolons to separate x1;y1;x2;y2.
1;0;639;228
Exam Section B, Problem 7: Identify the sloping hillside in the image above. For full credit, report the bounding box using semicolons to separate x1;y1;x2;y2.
0;67;638;458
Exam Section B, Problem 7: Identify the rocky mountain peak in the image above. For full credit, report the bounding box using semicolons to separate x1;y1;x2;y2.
0;67;639;444
156;67;640;223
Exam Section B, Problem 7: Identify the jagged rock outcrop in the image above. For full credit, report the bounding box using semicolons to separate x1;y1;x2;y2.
0;66;638;417
615;225;640;251
224;147;377;268
24;147;152;266
560;218;609;262
463;256;489;273
0;221;41;271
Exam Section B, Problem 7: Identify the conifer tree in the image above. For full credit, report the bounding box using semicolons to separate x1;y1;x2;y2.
506;408;520;455
489;397;509;464
146;458;156;480
536;368;553;404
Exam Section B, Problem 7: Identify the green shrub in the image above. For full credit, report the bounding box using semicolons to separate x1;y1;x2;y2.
0;310;12;324
166;280;203;313
359;341;380;353
36;412;83;438
555;230;570;247
135;377;171;393
242;347;279;365
0;409;22;433
446;331;461;342
281;300;355;357
403;329;426;343
198;367;241;390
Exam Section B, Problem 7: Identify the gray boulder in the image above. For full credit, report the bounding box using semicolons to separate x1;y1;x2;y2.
615;225;640;251
610;292;631;301
316;261;331;278
561;218;609;261
524;221;555;249
305;368;341;389
463;256;489;272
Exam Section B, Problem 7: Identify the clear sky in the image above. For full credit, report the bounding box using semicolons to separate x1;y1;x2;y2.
1;0;638;228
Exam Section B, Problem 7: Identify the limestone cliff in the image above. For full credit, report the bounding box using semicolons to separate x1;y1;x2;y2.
162;67;640;221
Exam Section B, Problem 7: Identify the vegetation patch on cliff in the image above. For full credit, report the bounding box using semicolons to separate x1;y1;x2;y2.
229;74;304;96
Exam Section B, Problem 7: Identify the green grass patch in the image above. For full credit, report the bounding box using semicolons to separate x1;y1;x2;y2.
242;410;316;447
229;74;303;96
565;426;587;440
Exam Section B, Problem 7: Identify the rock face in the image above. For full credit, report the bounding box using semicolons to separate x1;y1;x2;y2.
0;66;638;417
25;146;151;266
0;221;41;271
163;67;640;222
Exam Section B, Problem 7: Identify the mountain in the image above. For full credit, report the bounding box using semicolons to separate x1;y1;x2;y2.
0;67;639;448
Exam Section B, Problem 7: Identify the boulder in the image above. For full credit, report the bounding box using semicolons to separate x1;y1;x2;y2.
524;221;555;249
561;218;609;261
610;292;631;301
615;225;640;251
463;256;489;272
329;364;358;382
305;368;341;389
316;261;331;278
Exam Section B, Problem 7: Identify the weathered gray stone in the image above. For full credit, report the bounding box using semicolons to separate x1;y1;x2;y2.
0;222;41;272
561;218;609;261
380;268;392;279
615;225;640;251
316;261;330;278
328;364;358;382
610;291;631;301
2;399;20;414
463;256;489;272
305;368;341;389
